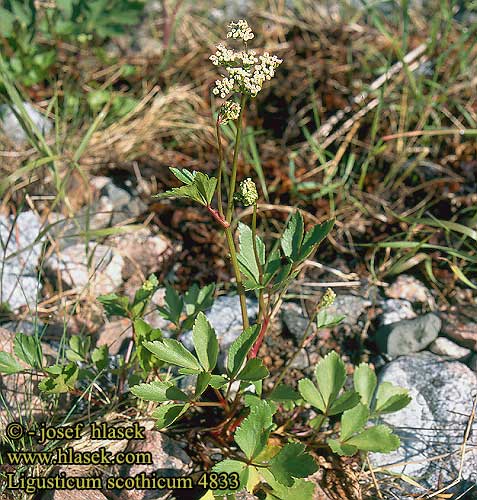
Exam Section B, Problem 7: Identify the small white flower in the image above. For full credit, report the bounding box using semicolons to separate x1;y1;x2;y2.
211;20;282;98
210;43;237;66
227;20;254;42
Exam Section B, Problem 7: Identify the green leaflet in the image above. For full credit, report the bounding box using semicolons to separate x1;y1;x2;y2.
227;325;261;378
192;312;219;372
237;222;265;289
131;380;188;402
144;339;202;372
269;443;318;487
154;168;217;207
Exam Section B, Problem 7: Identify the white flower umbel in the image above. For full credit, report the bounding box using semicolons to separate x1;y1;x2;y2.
227;20;254;42
210;19;282;99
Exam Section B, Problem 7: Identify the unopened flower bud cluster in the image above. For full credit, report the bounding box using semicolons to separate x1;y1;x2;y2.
141;275;158;292
235;178;258;206
219;101;241;124
211;20;282;99
319;288;336;309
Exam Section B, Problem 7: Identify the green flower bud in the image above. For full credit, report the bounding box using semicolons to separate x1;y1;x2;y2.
319;288;336;309
218;101;241;125
141;274;158;292
235;178;258;206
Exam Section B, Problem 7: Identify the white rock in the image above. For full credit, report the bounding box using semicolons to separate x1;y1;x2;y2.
0;211;44;311
385;274;436;308
46;243;123;296
429;337;472;360
371;352;477;495
0;102;52;144
380;299;417;326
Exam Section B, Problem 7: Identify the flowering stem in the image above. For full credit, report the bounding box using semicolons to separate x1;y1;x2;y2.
215;120;225;219
224;226;249;330
226;94;247;224
251;202;266;319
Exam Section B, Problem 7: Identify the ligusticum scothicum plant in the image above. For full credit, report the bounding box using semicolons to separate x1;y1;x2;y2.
127;20;411;499
0;19;412;500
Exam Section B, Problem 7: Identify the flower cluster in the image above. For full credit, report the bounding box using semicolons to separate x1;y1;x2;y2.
319;288;336;309
227;20;254;42
210;20;282;99
235;178;258;206
218;101;241;124
141;274;158;292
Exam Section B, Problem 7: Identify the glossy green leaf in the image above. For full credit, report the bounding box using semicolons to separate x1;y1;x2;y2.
192;312;218;372
268;384;300;402
144;339;202;371
237;222;265;289
91;345;108;371
235;399;273;459
281;211;304;260
152;403;190;429
375;382;411;414
131;380;188;402
238;358;269;381
353;363;377;407
346;425;400;453
340;403;369;441
195;372;212;398
298;378;325;413
328;390;360;416
269;443;318;487
227;325;260;378
314;351;346;412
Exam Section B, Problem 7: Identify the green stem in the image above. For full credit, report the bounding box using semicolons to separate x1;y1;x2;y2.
251;203;266;320
226;94;247;223
224;226;249;330
215;120;225;219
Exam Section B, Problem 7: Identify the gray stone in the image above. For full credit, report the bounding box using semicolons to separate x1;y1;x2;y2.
324;294;371;325
371;352;477;494
379;299;416;326
376;313;441;357
108;228;175;296
429;337;472;361
385;274;435;308
281;302;311;341
120;428;192;499
0;102;52;144
2;319;43;335
289;348;309;370
0;211;44;311
440;309;477;351
49;176;147;249
181;295;258;369
210;1;253;22
96;318;132;356
45;243;124;296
